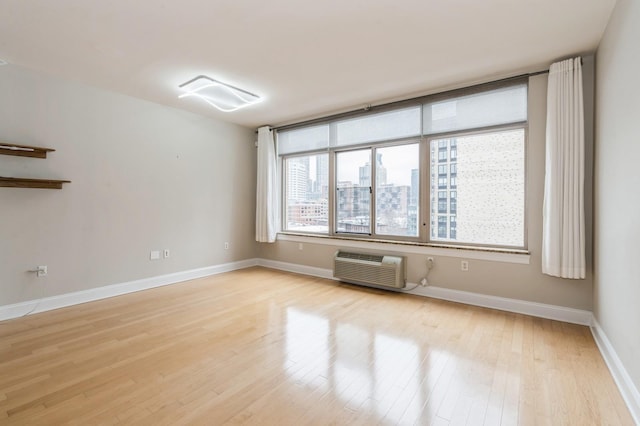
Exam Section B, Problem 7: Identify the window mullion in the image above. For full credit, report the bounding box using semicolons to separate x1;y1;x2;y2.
370;147;376;236
329;150;336;237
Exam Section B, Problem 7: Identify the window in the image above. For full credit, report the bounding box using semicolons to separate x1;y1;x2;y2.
284;154;329;233
423;84;527;135
278;79;527;249
437;191;447;214
438;176;447;189
336;150;371;234
429;129;525;247
450;216;457;239
375;144;419;237
437;216;447;238
332;143;420;237
450;191;457;214
335;107;421;145
278;125;329;155
437;191;447;213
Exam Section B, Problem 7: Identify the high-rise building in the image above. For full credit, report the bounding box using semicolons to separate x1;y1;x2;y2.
377;184;411;235
316;154;329;198
410;168;419;205
407;168;419;236
430;133;523;245
359;153;387;187
336;181;370;226
286;157;309;202
431;139;457;240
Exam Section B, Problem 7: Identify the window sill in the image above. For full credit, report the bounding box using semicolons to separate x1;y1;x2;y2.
277;233;530;265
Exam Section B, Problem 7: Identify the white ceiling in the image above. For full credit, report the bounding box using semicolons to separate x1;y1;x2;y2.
0;0;616;129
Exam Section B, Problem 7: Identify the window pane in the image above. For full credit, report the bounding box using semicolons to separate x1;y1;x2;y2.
284;154;329;233
430;129;525;247
336;150;371;233
278;125;330;155
375;144;419;237
336;107;421;146
423;84;527;135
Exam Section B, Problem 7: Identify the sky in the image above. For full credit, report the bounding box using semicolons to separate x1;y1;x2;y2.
333;143;419;186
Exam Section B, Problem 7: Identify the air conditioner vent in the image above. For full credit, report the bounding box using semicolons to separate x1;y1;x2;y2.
333;250;406;290
335;251;384;263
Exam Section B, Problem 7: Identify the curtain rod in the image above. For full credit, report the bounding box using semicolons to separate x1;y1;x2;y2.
257;68;551;134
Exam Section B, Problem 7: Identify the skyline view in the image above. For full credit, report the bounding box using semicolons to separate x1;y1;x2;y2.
285;130;524;247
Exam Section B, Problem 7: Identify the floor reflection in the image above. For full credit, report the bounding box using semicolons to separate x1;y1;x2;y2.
285;308;329;381
284;305;428;424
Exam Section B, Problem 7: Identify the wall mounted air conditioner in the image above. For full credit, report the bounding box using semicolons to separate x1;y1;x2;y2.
333;250;406;290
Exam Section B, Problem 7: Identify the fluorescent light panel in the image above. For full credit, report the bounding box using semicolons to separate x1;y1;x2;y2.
178;75;261;112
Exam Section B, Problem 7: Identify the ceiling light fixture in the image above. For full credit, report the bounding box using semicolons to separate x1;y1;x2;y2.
178;75;262;112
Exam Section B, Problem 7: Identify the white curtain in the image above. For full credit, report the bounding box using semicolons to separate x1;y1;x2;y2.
542;57;585;279
255;126;278;243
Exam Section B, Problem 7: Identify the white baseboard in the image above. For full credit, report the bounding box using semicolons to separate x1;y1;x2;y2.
0;258;259;321
407;285;593;325
1;257;593;327
591;320;640;425
256;258;334;280
257;259;592;326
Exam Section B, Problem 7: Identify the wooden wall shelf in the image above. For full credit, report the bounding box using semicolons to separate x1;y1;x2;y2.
0;143;70;189
0;177;71;189
0;143;55;159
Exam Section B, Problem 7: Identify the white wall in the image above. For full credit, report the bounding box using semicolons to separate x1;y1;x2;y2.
259;65;596;311
0;65;257;306
594;0;640;396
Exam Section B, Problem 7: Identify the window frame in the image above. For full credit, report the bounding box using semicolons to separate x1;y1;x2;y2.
282;151;331;235
425;122;528;250
330;137;424;242
334;147;373;236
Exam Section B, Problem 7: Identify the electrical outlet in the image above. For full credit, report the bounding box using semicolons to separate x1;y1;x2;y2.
150;250;161;260
224;242;229;250
28;265;48;277
298;243;304;251
461;260;469;271
37;265;47;277
163;249;170;258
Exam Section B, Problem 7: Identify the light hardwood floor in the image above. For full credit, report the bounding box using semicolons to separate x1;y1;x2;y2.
0;267;634;425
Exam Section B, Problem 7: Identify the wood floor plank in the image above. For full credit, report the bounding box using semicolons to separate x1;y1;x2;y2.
0;267;634;425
